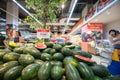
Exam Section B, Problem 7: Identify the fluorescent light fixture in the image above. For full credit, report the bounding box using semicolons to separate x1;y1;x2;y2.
12;0;42;25
61;4;65;9
66;0;78;25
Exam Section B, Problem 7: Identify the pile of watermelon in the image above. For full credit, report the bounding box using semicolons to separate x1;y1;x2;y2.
0;42;119;80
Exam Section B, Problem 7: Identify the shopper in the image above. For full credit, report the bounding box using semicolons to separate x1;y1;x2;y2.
96;31;103;40
109;29;120;48
14;31;25;43
6;25;13;41
0;33;6;47
108;29;120;76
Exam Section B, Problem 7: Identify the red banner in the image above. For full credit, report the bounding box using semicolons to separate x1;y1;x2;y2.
82;23;103;33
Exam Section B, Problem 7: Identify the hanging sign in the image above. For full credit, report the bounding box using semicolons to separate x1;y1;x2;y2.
87;23;103;31
37;29;50;38
81;23;103;33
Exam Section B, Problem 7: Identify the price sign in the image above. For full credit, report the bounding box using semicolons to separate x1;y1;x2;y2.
37;29;50;38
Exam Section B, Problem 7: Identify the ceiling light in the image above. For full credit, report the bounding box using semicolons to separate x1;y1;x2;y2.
12;0;42;25
66;0;78;25
61;4;65;9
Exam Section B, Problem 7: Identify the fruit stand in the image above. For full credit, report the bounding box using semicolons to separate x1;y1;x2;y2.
0;41;119;80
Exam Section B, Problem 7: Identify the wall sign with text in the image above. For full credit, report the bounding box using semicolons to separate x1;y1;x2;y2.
37;29;50;39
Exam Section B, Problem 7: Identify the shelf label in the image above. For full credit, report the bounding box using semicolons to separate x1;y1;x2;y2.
37;29;50;39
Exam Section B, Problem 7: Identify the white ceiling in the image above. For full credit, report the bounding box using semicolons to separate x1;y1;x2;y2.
90;1;120;24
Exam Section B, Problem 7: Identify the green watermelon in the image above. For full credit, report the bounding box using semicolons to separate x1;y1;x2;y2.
18;54;35;66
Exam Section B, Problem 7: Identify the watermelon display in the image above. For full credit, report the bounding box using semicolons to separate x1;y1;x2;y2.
0;42;114;80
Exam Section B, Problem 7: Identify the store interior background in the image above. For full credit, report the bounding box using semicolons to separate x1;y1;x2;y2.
0;0;120;39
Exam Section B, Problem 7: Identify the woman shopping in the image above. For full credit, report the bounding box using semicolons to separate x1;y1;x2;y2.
108;29;120;76
14;31;25;44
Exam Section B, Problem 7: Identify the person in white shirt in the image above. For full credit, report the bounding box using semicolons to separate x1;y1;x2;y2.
108;29;120;76
109;29;120;49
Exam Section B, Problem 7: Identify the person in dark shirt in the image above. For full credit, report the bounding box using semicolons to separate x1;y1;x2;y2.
14;31;25;43
0;33;6;46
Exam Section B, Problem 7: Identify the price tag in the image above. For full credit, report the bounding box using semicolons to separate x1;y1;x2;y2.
37;29;50;38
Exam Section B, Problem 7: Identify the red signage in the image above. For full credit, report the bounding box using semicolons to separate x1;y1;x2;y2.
37;29;50;39
82;23;103;33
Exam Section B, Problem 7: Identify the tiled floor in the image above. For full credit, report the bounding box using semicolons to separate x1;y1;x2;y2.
92;55;111;67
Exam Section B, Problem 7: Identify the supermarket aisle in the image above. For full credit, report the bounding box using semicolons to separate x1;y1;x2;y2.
92;55;110;67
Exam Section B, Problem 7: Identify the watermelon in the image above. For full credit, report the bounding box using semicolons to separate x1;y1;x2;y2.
51;66;64;80
23;47;41;58
4;66;24;80
0;61;19;79
0;51;6;60
53;44;62;51
18;54;35;66
50;49;56;55
45;42;53;48
76;62;95;80
61;47;73;56
51;61;63;67
65;42;72;45
22;63;40;80
91;64;111;78
65;63;82;80
53;53;64;61
63;56;78;67
41;53;52;61
38;62;52;80
3;52;20;62
74;55;95;66
34;59;43;66
43;48;52;53
13;47;24;54
65;45;75;49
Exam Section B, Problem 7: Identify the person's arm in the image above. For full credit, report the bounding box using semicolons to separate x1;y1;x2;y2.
3;40;8;46
109;36;119;43
19;37;26;43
